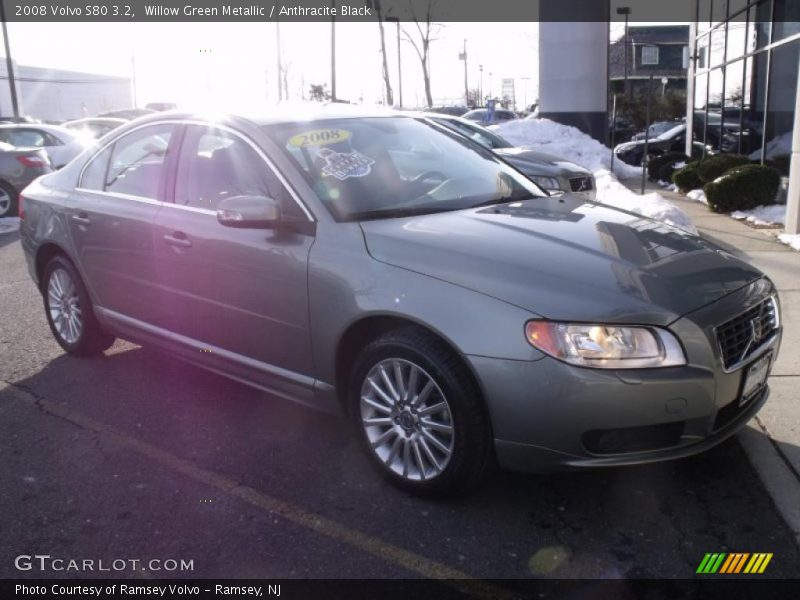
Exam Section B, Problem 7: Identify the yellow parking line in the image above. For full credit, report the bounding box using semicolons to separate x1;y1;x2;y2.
6;382;513;598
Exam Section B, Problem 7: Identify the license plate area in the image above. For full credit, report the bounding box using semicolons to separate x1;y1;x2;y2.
740;353;772;406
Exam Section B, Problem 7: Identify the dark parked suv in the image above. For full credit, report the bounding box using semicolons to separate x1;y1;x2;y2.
19;109;781;494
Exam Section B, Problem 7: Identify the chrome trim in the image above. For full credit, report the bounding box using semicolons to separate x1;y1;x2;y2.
76;118;315;221
714;296;780;374
96;307;317;388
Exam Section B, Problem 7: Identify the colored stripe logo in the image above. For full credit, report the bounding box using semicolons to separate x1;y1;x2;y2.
696;552;773;574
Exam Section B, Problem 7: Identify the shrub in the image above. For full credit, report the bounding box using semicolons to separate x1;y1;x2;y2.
672;161;703;191
697;154;752;183
703;164;782;213
647;152;689;181
658;159;688;184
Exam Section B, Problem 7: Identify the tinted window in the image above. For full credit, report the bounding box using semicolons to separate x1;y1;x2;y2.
105;124;174;199
80;146;112;190
175;126;301;217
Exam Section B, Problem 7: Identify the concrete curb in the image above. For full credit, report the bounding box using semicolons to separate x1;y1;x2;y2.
738;421;800;549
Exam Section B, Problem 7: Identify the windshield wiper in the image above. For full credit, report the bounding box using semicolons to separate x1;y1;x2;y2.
469;193;539;209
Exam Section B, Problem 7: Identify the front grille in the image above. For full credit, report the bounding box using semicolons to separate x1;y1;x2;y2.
569;176;594;192
715;297;778;370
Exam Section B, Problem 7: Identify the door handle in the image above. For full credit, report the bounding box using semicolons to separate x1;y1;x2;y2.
71;212;91;225
163;231;192;248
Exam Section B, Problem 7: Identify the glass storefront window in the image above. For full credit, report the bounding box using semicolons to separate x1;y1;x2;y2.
753;0;773;49
772;0;800;43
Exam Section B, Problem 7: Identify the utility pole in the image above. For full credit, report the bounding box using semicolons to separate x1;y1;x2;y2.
460;39;468;107
330;0;337;101
130;54;137;108
387;17;402;108
617;6;631;100
0;2;20;119
276;21;283;101
521;76;531;111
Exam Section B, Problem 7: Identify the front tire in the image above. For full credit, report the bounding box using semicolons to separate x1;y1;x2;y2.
350;327;492;495
42;255;115;356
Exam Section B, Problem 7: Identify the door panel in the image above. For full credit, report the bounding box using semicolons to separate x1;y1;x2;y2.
152;125;315;377
68;123;176;322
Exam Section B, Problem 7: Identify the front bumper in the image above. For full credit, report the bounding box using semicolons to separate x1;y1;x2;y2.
471;279;780;473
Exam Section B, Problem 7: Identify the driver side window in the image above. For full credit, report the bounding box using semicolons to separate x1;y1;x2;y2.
174;126;301;218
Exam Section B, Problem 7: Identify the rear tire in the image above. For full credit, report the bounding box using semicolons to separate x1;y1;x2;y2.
0;181;17;218
350;327;492;496
42;255;115;356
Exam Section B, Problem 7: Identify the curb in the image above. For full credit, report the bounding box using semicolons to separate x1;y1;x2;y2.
738;420;800;549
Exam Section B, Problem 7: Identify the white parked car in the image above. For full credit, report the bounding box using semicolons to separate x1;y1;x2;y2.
0;123;89;169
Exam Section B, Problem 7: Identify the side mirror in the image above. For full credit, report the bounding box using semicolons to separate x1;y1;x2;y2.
217;195;281;229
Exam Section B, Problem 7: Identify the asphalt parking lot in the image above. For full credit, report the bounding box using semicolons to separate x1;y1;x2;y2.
1;230;799;581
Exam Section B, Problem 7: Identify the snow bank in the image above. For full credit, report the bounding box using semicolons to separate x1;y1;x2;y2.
594;170;697;234
731;204;786;226
0;217;20;235
686;189;708;204
493;118;641;178
493;118;696;233
778;233;800;251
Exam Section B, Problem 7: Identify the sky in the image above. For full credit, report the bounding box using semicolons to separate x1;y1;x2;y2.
3;21;539;111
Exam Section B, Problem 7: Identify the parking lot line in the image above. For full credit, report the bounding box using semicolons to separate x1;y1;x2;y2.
3;380;513;597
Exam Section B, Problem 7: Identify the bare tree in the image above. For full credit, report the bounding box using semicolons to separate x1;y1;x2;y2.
402;0;441;108
308;83;332;102
372;1;394;106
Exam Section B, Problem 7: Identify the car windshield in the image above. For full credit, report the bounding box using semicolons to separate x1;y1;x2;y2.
265;116;544;221
432;117;513;150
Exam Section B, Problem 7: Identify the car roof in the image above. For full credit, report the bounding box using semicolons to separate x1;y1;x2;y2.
118;104;409;129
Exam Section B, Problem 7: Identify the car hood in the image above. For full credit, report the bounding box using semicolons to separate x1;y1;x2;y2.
360;195;763;325
493;147;591;177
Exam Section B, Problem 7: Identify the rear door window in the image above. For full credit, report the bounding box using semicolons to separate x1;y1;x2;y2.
104;124;174;199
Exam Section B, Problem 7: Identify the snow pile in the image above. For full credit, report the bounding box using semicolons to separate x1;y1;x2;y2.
0;217;20;235
686;189;708;204
594;170;697;234
778;233;800;251
493;118;695;232
731;204;786;226
493;118;641;177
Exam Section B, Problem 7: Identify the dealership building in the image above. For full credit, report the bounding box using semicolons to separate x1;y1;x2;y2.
0;63;131;122
539;0;800;236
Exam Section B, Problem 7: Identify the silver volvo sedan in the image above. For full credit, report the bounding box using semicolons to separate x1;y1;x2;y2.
19;109;781;495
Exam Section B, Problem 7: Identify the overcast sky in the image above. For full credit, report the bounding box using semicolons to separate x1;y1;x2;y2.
3;21;539;110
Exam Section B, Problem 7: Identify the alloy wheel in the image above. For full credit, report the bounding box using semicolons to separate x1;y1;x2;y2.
359;358;455;481
0;188;10;217
47;268;83;344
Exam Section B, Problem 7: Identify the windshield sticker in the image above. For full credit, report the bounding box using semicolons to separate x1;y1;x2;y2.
317;148;375;180
287;128;352;148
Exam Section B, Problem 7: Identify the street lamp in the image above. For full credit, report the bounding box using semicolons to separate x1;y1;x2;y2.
478;64;483;105
616;6;631;100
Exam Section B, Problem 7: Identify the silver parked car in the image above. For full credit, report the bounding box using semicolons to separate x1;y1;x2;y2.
0;141;51;218
0;123;89;169
424;114;596;200
19;109;781;494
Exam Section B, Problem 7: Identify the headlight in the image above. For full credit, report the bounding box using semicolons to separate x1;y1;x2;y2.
528;175;562;192
525;321;686;369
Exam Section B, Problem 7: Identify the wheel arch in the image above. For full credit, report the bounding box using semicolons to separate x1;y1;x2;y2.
35;242;70;292
333;313;489;422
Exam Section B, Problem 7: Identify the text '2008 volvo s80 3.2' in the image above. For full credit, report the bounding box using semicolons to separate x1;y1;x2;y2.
19;107;782;495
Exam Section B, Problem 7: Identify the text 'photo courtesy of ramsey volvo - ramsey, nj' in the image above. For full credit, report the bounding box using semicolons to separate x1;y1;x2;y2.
20;108;781;495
